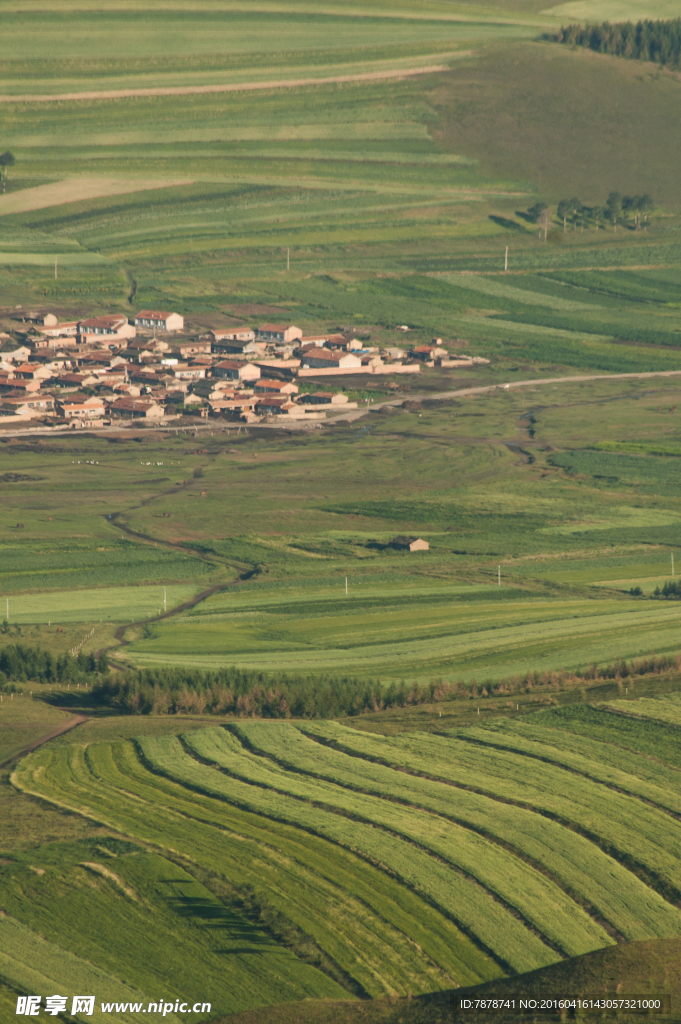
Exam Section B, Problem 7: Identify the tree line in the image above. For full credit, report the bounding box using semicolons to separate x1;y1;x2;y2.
0;644;108;688
552;18;681;68
527;192;653;238
1;643;677;714
653;580;681;599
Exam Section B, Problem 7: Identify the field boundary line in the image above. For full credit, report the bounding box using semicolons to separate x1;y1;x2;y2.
0;64;450;104
233;724;626;943
453;732;681;823
301;727;681;906
177;733;571;959
0;714;88;769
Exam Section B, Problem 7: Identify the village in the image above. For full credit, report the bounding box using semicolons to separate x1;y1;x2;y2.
0;309;489;429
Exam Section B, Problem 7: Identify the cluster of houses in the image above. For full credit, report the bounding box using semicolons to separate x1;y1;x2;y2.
0;310;488;427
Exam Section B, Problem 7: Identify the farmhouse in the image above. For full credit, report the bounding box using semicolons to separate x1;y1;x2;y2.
301;349;362;369
110;398;165;420
298;334;346;349
192;380;237;400
128;368;166;385
209;395;259;415
0;379;42;394
254;379;298;395
57;395;107;420
212;339;265;357
256;324;302;344
79;316;136;341
255;396;299;416
12;363;52;381
0;396;55;418
134;310;184;332
36;321;79;342
211;328;256;343
171;340;212;357
410;344;447;363
170;363;206;381
50;372;98;389
213;360;261;382
298;391;351;406
22;312;58;327
391;536;430;552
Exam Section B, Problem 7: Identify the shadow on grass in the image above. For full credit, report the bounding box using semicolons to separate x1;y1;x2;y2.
489;215;528;232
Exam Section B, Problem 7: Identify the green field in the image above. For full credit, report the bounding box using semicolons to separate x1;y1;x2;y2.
4;2;681;1020
11;701;681;1017
4;375;681;681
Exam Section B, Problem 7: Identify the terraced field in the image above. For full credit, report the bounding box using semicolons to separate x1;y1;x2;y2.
12;700;681;1015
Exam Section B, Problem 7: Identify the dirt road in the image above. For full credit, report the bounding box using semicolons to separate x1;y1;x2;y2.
0;714;88;769
0;64;449;104
328;369;681;422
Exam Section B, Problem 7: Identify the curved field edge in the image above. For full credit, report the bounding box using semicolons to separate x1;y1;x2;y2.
139;732;566;973
10;741;498;996
176;726;612;958
298;721;681;898
229;720;681;943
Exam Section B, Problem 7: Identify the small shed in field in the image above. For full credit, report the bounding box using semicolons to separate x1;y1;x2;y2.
391;536;429;552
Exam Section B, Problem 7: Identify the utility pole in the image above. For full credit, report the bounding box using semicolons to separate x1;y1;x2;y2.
163;586;167;612
504;246;508;272
672;553;675;577
498;565;501;586
345;577;348;596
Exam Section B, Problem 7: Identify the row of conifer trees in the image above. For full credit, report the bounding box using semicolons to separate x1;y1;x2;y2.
552;18;681;67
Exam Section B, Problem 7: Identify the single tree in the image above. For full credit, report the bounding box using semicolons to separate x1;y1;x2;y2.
606;191;622;231
527;201;547;222
537;206;551;241
557;199;571;231
639;194;654;229
591;205;603;230
0;151;15;193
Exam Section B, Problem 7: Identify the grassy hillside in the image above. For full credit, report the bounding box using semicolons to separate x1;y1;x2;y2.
219;937;681;1022
1;0;681;319
11;703;681;1019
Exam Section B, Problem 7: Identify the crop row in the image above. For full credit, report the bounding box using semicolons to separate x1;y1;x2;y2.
233;721;681;942
530;705;681;770
13;742;492;994
304;723;681;895
0;914;157;1024
478;716;681;801
174;729;605;964
455;722;681;816
602;694;681;727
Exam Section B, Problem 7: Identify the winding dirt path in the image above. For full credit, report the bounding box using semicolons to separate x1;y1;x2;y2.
0;64;449;104
0;714;88;769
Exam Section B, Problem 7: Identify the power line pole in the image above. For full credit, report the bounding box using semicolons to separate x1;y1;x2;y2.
672;553;675;577
163;586;167;612
504;246;508;272
345;577;348;596
498;565;501;586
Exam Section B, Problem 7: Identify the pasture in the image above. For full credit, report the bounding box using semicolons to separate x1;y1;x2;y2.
2;0;681;331
12;702;681;1016
2;584;198;624
4;375;681;681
